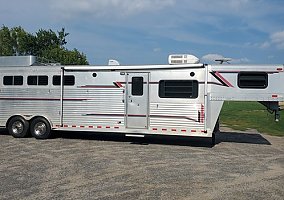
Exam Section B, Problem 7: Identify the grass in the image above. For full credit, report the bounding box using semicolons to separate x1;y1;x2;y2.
220;101;284;137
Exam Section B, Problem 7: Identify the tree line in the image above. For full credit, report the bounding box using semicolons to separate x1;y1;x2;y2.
0;25;88;65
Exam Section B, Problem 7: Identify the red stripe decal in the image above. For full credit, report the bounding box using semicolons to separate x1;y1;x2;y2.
72;125;76;128
162;128;167;131
85;113;198;122
97;126;102;128
0;97;87;101
114;126;119;129
152;128;158;131
106;126;111;129
114;82;123;88
80;126;85;128
63;125;68;128
171;129;177;132
272;94;278;98
181;129;187;132
215;72;234;87
89;126;94;128
191;130;196;132
80;85;117;88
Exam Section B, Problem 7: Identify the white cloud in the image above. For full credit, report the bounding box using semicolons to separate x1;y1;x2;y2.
201;54;250;64
259;41;270;49
270;30;284;49
153;48;161;52
51;0;175;19
231;57;250;64
201;54;225;63
251;30;284;50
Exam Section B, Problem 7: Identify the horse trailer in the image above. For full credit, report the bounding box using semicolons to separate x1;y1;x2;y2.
0;55;283;145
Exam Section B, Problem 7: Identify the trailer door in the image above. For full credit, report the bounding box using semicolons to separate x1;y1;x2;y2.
126;73;149;129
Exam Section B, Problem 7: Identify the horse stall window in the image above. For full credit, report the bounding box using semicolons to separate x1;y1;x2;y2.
53;75;75;86
3;76;23;85
28;76;48;86
238;72;268;89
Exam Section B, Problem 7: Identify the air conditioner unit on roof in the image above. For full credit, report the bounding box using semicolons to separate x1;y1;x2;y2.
168;54;200;65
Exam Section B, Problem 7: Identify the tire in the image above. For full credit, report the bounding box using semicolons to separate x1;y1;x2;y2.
7;116;29;138
30;117;51;139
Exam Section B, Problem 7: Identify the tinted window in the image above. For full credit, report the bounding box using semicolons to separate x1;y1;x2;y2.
38;76;48;85
159;80;198;98
64;75;75;86
28;76;37;85
3;76;13;85
238;72;268;89
132;77;143;96
3;76;23;85
53;75;75;86
53;76;61;85
14;76;23;85
28;76;48;86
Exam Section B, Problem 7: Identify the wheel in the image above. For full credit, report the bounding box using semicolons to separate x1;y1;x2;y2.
30;117;51;139
7;116;29;138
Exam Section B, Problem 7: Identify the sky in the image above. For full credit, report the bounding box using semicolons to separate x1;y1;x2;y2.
1;0;284;65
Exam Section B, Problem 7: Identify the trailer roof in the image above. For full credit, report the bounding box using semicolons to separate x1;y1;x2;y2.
63;63;205;71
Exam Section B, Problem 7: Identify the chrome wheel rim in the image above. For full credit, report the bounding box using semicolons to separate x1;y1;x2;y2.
12;121;24;135
34;122;46;136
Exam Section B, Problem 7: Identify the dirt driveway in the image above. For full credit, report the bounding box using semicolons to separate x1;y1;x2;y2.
0;127;283;200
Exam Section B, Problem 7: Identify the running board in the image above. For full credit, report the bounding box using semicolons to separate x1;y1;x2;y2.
125;134;145;138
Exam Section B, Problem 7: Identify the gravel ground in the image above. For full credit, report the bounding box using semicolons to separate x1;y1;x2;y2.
0;127;283;200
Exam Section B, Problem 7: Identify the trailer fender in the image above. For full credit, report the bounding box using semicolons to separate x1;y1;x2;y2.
6;115;53;128
29;115;53;128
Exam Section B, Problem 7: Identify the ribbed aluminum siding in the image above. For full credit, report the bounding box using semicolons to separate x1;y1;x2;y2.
150;102;204;129
63;88;125;126
0;88;61;126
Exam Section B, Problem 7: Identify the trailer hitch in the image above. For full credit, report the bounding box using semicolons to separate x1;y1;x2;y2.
258;101;281;122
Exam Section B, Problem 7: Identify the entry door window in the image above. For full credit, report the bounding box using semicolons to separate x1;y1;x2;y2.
132;77;143;96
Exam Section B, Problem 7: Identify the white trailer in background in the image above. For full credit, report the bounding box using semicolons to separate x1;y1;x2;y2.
0;55;283;145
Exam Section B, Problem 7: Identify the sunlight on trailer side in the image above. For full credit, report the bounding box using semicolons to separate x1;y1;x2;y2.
0;55;283;146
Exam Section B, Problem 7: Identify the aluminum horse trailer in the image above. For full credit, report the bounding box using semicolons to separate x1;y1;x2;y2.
0;55;283;145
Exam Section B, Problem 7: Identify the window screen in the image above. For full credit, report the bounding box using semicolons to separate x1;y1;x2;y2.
64;75;75;86
3;76;23;85
132;77;143;96
159;80;198;98
14;76;23;85
38;76;48;85
28;76;37;85
53;75;75;86
28;76;48;86
3;76;13;85
238;72;268;89
53;76;61;85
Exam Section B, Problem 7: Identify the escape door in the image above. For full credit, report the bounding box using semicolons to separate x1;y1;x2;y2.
126;73;149;129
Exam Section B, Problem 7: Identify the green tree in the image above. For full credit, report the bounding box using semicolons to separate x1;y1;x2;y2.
10;26;36;55
0;25;88;65
0;25;13;55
